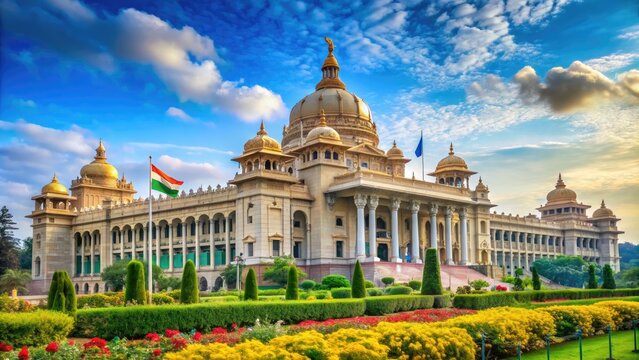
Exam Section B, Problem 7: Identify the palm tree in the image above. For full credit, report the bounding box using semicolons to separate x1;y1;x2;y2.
0;269;32;295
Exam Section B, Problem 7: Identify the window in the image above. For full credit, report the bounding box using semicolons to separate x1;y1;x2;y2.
152;226;157;239
325;150;331;159
214;220;220;233
335;241;344;258
312;151;318;160
247;216;253;224
164;226;169;238
405;219;410;230
272;240;280;256
176;225;182;237
293;241;302;258
49;217;55;223
247;242;254;257
190;222;196;236
335;217;344;227
346;159;353;168
112;232;117;244
229;220;233;232
361;162;368;168
332;152;338;160
294;220;301;228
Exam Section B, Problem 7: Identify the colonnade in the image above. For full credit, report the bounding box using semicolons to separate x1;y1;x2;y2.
490;229;570;275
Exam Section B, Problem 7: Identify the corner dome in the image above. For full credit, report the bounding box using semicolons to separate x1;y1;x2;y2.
80;140;119;183
592;200;614;218
546;173;577;204
306;110;341;142
243;121;282;153
435;143;469;171
41;174;68;195
475;177;489;192
386;141;404;158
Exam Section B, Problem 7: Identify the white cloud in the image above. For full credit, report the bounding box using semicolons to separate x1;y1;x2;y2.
165;107;194;122
585;53;639;73
0;119;94;156
12;98;36;108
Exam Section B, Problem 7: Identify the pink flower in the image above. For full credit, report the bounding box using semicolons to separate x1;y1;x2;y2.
164;329;180;338
45;342;59;353
193;331;202;341
18;346;29;360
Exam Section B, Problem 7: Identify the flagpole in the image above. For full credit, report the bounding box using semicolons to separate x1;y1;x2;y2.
421;130;425;181
148;155;153;304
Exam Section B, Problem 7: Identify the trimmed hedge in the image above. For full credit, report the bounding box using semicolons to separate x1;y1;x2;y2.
433;294;452;308
74;299;366;339
0;311;74;346
244;268;258;301
385;285;413;295
125;260;146;305
351;260;366;298
364;295;435;315
286;266;299;300
453;288;639;309
331;287;352;299
180;260;199;304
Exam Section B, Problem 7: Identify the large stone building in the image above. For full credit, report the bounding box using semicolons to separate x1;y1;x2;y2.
28;40;622;294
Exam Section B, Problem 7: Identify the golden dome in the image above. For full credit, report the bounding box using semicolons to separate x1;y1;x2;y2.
435;143;469;171
80;140;119;181
41;174;68;195
386;141;405;158
546;173;577;203
475;177;489;192
243;121;282;153
306;109;341;142
592;200;614;218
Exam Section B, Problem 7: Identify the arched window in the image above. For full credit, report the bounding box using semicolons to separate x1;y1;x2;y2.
190;222;196;236
312;151;318;160
455;177;463;187
324;150;331;159
273;161;278;170
94;283;99;293
247;162;253;172
84;283;89;294
265;160;271;170
439;178;445;184
164;226;169;238
288;167;293;174
332;152;338;160
376;217;386;230
35;257;41;276
253;159;259;170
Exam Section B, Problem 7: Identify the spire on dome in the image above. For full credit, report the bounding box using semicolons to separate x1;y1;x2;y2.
316;37;346;90
95;139;107;160
600;199;606;208
556;173;566;188
449;143;454;155
257;120;267;135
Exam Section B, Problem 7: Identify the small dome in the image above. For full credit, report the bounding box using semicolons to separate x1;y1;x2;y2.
41;174;68;195
592;200;614;218
306;109;341;142
475;177;489;192
386;141;404;158
80;140;119;181
244;121;282;153
435;143;468;171
546;173;577;203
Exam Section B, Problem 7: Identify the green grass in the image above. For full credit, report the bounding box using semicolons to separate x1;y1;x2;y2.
514;296;639;309
509;330;639;360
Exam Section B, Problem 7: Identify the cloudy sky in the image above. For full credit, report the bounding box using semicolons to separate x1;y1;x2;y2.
1;0;638;242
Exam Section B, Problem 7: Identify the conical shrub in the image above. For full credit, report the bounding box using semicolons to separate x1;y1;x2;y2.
286;265;299;300
180;260;199;304
351;260;366;298
125;260;146;305
601;264;616;289
62;271;77;314
421;249;443;295
532;266;541;290
47;271;60;309
244;268;258;300
587;264;598;289
47;271;76;314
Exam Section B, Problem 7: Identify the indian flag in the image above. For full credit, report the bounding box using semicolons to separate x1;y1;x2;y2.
151;164;183;198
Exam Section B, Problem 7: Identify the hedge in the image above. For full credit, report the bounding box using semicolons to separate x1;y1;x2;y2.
364;295;435;315
453;288;639;309
0;311;74;346
433;294;452;308
385;285;413;295
74;299;366;339
331;287;352;299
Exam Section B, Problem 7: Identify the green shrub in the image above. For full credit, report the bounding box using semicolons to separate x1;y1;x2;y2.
381;277;395;286
367;288;383;297
0;294;33;312
165;289;181;300
602;264;616;289
453;292;517;309
422;249;443;295
469;279;490;291
433;294;452;308
365;280;375;288
385;285;413;295
321;274;350;289
180;260;199;304
257;289;287;296
286;266;299;300
351;260;366;298
47;271;76;315
408;280;422;291
73;299;366;339
532;267;541;290
125;260;146;305
152;293;175;305
331;287;352;299
364;295;435;315
587;264;598;289
300;280;316;291
244;268;258;301
0;311;74;346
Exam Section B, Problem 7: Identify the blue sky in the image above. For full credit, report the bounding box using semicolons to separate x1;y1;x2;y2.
1;0;638;242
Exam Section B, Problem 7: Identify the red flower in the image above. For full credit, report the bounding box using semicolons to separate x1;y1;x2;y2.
18;346;29;360
171;337;187;350
231;323;238;330
0;343;13;352
193;331;202;341
153;349;162;357
67;340;75;346
145;333;161;342
83;337;110;355
164;329;180;338
211;327;228;334
45;342;59;353
495;285;508;292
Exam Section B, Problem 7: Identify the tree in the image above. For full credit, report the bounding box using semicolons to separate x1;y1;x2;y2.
601;264;616;289
513;268;524;291
381;277;395;287
321;274;350;289
533;256;595;288
19;237;32;270
220;262;244;289
351;260;366;298
244;268;258;300
124;260;146;305
0;206;19;274
586;264;598;289
0;269;31;294
421;249;443;295
286;265;299;300
300;280;316;291
47;271;76;314
616;268;639;288
180;260;199;304
157;275;181;291
263;255;307;287
532;266;541;290
102;259;162;292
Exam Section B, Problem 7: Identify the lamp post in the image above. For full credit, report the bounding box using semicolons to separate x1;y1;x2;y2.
235;253;244;299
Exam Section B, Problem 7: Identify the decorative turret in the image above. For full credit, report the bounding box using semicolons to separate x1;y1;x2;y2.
41;174;68;195
537;173;589;221
428;143;476;188
315;37;346;91
592;200;615;219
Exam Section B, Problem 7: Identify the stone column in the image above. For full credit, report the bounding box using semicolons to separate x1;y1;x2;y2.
182;223;187;268
429;204;438;249
142;226;147;261
168;225;174;271
119;230;124;259
508;232;514;275
491;229;497;265
524;232;529;270
132;229;137;260
445;206;453;265
354;194;367;260
531;234;536;264
225;216;231;265
410;200;421;263
72;236;76;276
459;207;469;265
90;234;95;276
390;198;401;263
155;225;160;266
368;195;379;261
195;220;200;269
210;218;214;269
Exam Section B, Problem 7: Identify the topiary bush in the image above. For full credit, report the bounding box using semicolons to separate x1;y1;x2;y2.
244;268;258;301
381;277;395;287
321;274;350;289
531;267;541;290
601;264;616;289
300;280;316;291
331;287;352;299
385;285;413;295
587;264;598;289
408;280;422;291
0;311;74;346
180;260;199;304
367;288;383;296
469;279;490;291
286;266;299;300
364;280;375;288
47;271;76;315
125;260;146;305
421;249;443;295
351;260;366;298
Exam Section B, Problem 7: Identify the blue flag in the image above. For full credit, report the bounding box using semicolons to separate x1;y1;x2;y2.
414;134;423;158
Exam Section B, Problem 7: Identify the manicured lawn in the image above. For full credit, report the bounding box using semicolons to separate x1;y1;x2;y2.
510;330;639;360
515;296;639;309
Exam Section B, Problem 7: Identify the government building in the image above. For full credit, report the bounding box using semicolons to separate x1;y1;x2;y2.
27;40;622;294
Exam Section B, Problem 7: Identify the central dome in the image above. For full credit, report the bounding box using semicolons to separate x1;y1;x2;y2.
282;38;378;149
546;174;577;204
80;141;119;186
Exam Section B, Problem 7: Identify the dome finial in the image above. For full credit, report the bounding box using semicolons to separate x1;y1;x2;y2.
319;108;327;127
52;173;58;182
601;199;606;208
95;139;107;160
449;142;454;155
257;120;267;135
316;37;346;90
556;173;565;188
324;37;334;55
393;140;397;147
